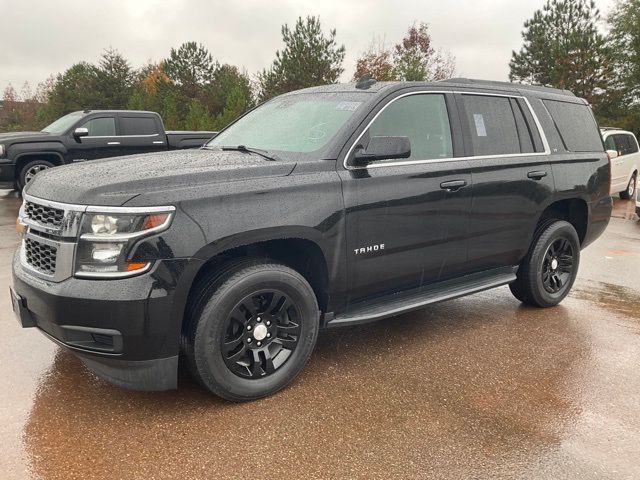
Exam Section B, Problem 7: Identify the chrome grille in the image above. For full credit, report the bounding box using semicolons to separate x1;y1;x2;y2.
25;201;65;228
24;237;57;275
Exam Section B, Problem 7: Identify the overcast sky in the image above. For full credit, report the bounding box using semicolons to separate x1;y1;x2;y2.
0;0;617;94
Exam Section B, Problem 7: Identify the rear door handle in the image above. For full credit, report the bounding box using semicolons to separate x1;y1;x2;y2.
527;170;547;180
107;142;121;145
440;180;467;191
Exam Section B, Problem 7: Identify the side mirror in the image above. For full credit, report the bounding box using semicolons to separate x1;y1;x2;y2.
606;149;619;159
73;127;89;140
354;136;411;163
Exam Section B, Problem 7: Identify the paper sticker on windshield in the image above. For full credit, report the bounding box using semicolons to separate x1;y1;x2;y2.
473;114;487;137
335;101;362;111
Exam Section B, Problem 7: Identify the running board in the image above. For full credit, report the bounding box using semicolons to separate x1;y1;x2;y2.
327;267;517;328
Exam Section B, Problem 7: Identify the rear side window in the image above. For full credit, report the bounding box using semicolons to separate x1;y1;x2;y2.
366;93;453;161
80;117;116;136
543;100;602;152
120;116;160;136
613;134;639;155
461;95;521;156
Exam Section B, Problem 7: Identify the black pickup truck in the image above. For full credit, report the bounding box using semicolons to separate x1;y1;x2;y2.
11;78;612;401
0;110;216;190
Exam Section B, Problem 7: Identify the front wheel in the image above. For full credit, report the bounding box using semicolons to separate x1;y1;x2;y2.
183;260;320;401
17;159;55;191
510;220;580;308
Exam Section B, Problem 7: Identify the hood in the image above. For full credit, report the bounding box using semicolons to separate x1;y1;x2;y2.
0;131;48;142
25;149;297;206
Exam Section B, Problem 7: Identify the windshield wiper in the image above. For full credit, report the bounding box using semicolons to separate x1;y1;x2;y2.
220;145;279;161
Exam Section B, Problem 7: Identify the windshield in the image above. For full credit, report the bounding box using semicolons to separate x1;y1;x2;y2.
42;112;85;134
206;93;368;155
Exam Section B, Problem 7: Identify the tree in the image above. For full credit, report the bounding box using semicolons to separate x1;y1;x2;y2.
185;99;214;130
258;16;345;100
353;39;396;81
393;23;456;81
509;0;613;107
163;42;215;91
213;83;250;130
95;48;135;109
37;62;99;123
604;0;640;133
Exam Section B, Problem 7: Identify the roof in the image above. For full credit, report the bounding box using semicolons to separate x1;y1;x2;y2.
291;77;578;99
73;109;159;115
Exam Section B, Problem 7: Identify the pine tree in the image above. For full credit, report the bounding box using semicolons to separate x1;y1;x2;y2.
95;48;134;109
509;0;613;107
258;16;345;101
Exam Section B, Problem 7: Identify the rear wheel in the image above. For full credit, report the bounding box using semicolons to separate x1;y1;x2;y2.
619;174;636;200
17;159;55;191
510;220;580;307
183;260;319;401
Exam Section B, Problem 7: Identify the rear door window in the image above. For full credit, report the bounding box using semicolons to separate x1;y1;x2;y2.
364;93;453;161
120;116;160;136
613;134;631;156
461;95;522;156
80;117;116;136
625;134;639;154
543;100;602;152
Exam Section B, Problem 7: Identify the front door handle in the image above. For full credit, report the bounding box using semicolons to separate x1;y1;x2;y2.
107;141;121;145
527;170;547;180
440;180;467;192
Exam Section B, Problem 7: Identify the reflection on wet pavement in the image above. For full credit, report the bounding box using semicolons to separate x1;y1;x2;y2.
2;192;640;479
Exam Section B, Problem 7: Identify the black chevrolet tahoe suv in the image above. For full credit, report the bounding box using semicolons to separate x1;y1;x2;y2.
11;78;612;401
0;110;216;190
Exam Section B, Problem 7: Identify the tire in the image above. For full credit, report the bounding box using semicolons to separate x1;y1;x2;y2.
619;174;636;200
17;159;55;191
183;259;320;401
509;220;580;308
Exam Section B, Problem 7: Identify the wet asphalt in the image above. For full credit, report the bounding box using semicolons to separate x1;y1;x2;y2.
1;190;639;480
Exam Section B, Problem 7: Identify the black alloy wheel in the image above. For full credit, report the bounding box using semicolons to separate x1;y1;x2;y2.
221;289;302;379
541;238;575;294
509;219;580;307
182;260;319;401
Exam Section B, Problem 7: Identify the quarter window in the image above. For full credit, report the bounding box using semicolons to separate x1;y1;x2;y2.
362;94;453;162
80;117;116;136
462;95;521;156
120;116;159;136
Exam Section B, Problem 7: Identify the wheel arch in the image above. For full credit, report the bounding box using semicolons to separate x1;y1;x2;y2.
535;198;589;245
14;151;65;179
174;230;332;341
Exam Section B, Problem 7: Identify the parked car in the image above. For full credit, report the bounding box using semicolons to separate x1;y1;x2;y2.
11;78;612;401
601;127;640;199
0;110;216;190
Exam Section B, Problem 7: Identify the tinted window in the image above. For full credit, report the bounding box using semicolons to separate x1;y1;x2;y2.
121;116;159;136
510;98;535;153
365;94;453;161
617;134;639;155
80;117;116;136
604;135;616;151
543;100;603;152
462;95;521;156
613;134;631;156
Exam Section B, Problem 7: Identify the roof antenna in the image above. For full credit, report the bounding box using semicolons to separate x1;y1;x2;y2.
355;74;376;90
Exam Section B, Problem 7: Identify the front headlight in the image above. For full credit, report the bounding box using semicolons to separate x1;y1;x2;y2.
74;208;174;278
0;144;5;157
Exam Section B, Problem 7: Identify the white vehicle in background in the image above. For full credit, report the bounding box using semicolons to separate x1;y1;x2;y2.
602;128;640;199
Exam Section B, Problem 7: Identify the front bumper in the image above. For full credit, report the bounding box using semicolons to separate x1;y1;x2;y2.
0;160;16;187
11;252;188;390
